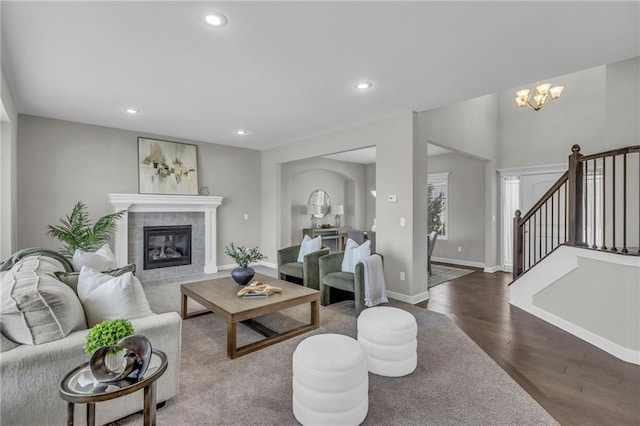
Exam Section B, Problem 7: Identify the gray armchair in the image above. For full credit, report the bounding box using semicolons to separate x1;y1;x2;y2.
319;252;366;315
277;245;330;290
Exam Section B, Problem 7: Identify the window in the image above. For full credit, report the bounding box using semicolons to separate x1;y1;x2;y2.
428;172;448;239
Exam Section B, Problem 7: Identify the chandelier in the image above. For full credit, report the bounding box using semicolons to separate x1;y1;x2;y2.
515;82;564;111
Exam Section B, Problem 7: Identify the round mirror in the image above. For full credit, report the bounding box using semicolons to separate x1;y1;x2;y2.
308;189;331;218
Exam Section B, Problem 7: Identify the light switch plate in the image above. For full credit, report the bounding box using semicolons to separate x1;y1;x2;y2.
388;195;397;203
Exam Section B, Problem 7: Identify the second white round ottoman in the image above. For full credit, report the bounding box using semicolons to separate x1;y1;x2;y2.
357;307;417;377
292;334;368;426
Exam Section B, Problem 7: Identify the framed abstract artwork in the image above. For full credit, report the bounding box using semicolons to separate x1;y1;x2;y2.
138;137;199;195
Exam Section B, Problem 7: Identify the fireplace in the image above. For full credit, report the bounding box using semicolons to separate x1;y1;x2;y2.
143;225;192;270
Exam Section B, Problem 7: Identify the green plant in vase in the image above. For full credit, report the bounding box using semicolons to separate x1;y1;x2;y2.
47;201;126;258
224;242;266;285
85;318;135;372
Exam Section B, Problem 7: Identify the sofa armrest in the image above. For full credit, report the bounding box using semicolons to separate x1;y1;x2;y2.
302;247;330;290
319;252;344;279
0;312;182;426
277;245;301;272
0;247;73;272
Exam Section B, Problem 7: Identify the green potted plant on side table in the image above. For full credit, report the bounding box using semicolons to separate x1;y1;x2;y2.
85;319;134;372
224;243;266;285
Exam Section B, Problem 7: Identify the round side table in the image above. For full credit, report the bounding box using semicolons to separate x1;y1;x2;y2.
59;350;167;426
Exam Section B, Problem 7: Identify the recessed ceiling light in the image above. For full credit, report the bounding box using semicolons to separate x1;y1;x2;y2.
235;130;248;136
124;108;140;114
354;82;373;90
205;12;228;27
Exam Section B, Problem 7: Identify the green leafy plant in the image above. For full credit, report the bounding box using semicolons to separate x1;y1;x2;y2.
46;201;126;258
224;242;266;268
84;319;134;355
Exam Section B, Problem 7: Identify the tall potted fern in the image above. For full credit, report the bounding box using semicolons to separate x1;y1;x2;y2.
46;201;126;258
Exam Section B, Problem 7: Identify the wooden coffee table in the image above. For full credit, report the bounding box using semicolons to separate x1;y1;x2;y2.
180;273;320;359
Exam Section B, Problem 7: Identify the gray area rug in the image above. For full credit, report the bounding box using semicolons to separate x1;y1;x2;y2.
428;264;475;289
115;279;557;425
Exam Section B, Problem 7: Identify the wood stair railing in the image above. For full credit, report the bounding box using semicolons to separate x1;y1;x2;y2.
513;144;640;281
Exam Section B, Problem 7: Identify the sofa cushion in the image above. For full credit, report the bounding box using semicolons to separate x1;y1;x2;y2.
297;235;322;263
280;262;304;279
78;266;153;327
0;331;19;352
0;256;87;345
341;239;371;273
72;243;117;272
322;271;356;292
55;263;136;293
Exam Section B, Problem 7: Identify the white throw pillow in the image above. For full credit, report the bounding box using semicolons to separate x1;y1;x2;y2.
297;235;322;263
0;256;87;345
77;266;153;327
72;243;117;272
341;238;371;273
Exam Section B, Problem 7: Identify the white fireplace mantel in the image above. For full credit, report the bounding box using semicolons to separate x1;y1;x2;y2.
108;193;223;273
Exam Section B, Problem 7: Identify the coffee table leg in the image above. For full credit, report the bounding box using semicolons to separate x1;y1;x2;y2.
227;322;237;359
143;381;157;426
181;293;187;320
311;299;319;328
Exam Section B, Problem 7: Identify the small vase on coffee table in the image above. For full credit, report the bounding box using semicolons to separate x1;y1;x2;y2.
231;266;255;285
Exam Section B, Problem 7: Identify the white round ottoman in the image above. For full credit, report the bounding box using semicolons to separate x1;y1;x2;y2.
357;306;417;377
292;334;368;426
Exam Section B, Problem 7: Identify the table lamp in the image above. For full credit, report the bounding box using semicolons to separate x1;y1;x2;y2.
307;204;322;228
332;205;344;227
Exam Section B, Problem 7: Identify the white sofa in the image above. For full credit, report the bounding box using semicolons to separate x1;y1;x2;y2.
0;250;182;425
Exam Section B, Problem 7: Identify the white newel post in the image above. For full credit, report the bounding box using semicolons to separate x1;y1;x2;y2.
108;193;223;272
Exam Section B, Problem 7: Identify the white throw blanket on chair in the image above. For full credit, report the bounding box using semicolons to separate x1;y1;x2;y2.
360;254;388;307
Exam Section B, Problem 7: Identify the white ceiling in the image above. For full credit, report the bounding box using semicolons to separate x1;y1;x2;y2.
323;147;377;164
322;144;453;164
2;2;639;151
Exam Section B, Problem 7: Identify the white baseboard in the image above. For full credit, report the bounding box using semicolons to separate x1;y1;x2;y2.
258;260;277;269
431;257;484;269
514;302;640;365
217;263;237;271
483;265;503;273
386;290;430;304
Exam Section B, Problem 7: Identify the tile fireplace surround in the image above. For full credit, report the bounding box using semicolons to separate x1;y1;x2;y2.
108;193;223;275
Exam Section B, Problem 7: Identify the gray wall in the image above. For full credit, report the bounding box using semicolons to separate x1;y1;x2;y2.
533;257;639;351
497;56;639;170
415;94;498;161
415;94;499;269
280;157;366;248
1;66;18;258
365;163;376;231
427;153;486;264
16;115;262;266
262;113;429;299
605;56;640;148
497;66;606;169
290;169;349;242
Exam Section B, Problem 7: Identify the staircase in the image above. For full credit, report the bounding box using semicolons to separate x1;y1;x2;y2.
512;144;640;280
510;144;640;365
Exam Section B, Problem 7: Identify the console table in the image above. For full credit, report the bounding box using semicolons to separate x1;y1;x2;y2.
303;227;348;251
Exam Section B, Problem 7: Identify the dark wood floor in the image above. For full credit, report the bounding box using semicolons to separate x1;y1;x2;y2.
417;264;640;426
